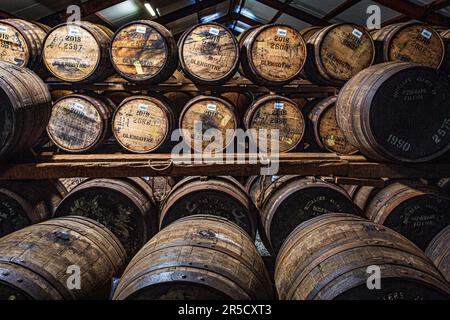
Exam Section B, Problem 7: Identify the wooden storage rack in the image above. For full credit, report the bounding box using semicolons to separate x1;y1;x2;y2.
1;78;449;184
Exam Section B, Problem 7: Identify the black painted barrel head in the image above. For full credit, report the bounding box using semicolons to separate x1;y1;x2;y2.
55;188;145;257
160;190;253;237
0;192;30;238
383;194;450;250
270;186;361;253
370;66;450;162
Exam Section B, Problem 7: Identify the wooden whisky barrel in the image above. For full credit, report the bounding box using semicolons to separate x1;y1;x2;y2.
309;96;358;154
365;182;450;250
179;95;238;153
244;95;305;153
160;176;257;239
178;23;239;85
372;23;445;69
0;216;126;300
221;91;253;119
260;176;361;253
0;62;52;160
43;22;113;83
113;215;273;300
303;23;375;86
112;95;175;153
244;175;280;206
240;24;307;86
426;226;450;282
440;29;450;74
47;94;115;152
111;20;178;84
336;62;450;162
276;214;450;300
0;19;49;76
351;185;379;210
0;180;67;237
54;178;158;257
163;91;192;114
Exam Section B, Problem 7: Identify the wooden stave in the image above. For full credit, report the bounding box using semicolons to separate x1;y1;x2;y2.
260;176;362;254
113;215;273;300
0;19;50;76
47;93;114;153
110;20;178;84
240;24;307;86
364;182;450;250
54;178;158;257
111;94;175;153
178;22;240;85
237;27;259;77
0;62;52;160
426;225;450;282
440;29;450;74
336;61;450;162
0;216;126;300
299;26;323;42
179;95;239;153
159;176;258;239
372;23;445;69
243;94;305;153
309;96;358;155
275;213;450;300
303;23;375;87
42;22;114;83
0;180;67;238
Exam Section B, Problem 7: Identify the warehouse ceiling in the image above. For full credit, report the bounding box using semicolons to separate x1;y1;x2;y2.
1;0;449;35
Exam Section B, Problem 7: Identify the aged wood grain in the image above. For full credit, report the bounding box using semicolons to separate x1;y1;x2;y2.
179;23;239;85
426;226;450;282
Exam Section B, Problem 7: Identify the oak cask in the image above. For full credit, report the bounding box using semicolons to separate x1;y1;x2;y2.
426;226;450;282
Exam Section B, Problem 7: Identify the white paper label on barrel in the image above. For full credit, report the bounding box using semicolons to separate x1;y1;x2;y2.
277;29;288;36
274;102;284;110
68;27;80;36
421;29;432;39
138;104;149;111
0;26;8;33
136;26;147;34
207;104;217;111
209;27;220;36
352;29;363;39
72;103;86;114
134;61;144;75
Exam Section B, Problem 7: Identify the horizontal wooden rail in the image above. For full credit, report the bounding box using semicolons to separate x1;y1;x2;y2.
1;153;449;180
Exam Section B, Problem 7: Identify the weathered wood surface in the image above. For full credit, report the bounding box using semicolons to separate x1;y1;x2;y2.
111;20;177;84
112;95;174;153
275;214;450;300
113;215;273;300
0;62;52;160
426;225;450;282
244;95;305;153
309;96;358;155
0;216;126;300
336;62;450;162
0;19;49;75
372;23;445;69
47;94;113;152
54;178;158;257
2;153;450;179
241;24;307;86
43;22;113;83
304;23;375;86
179;95;238;152
179;23;239;85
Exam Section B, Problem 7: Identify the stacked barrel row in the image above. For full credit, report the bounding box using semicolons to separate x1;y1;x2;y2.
1;175;449;300
1;19;449;84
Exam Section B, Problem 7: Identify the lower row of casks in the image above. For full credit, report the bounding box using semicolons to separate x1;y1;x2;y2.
0;179;450;296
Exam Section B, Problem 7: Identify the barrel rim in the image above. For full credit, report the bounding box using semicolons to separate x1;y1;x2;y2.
0;19;34;67
110;20;174;83
178;22;240;85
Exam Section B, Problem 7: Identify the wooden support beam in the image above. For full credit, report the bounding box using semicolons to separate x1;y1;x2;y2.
0;10;15;19
269;0;293;24
39;0;125;26
255;0;329;26
323;0;362;21
230;12;260;26
154;0;228;25
372;0;450;27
